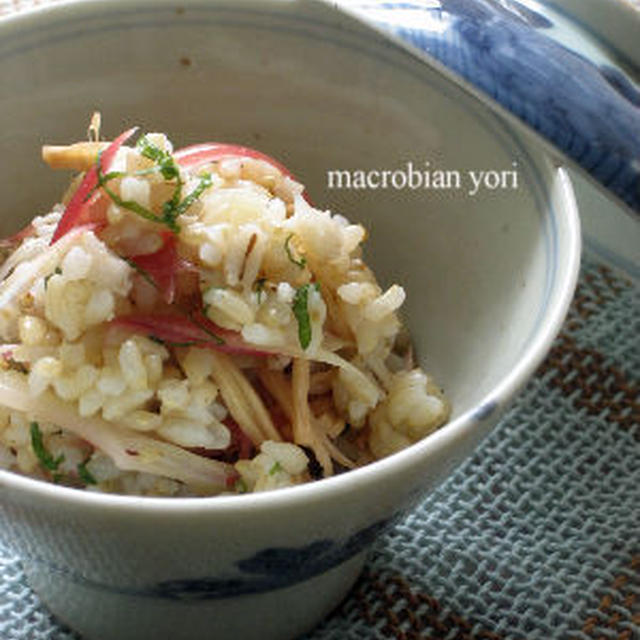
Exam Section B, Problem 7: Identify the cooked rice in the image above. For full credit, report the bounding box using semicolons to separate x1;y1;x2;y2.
0;124;449;496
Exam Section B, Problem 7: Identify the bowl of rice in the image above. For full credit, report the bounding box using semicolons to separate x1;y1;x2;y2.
0;1;580;639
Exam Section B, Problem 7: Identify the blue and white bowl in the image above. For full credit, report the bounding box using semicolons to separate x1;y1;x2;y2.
0;1;580;639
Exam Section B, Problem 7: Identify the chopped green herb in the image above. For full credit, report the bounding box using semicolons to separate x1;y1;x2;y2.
254;278;267;303
84;169;127;203
187;313;225;346
149;335;202;348
137;136;181;182
94;137;213;235
123;256;156;288
30;422;64;473
44;267;62;290
77;459;97;485
137;136;186;229
96;155;179;232
172;173;213;218
269;461;283;476
234;478;248;493
292;283;316;350
284;234;306;269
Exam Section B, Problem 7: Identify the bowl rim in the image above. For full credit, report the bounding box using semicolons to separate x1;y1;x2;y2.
0;0;582;516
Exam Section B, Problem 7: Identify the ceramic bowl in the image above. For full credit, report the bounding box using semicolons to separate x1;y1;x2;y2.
0;1;580;639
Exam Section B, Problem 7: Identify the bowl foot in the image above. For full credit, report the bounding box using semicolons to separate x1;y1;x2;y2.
24;551;366;640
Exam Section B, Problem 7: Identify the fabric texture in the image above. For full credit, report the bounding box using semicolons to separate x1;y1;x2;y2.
0;2;638;638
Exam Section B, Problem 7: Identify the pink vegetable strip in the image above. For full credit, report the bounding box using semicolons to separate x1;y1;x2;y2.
174;142;312;203
50;127;138;244
110;313;273;357
174;142;295;177
128;233;182;304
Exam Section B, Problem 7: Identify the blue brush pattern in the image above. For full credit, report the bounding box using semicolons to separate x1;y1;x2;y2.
7;519;390;601
350;0;640;212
